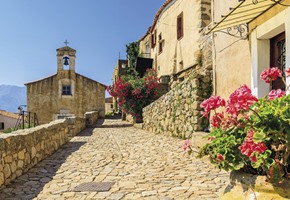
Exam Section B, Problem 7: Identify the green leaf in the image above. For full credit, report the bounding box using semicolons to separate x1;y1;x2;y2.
253;130;266;142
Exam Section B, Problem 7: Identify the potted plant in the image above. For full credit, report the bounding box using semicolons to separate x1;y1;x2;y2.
184;67;290;199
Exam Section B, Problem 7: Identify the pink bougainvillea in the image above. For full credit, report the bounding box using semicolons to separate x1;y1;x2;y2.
268;89;286;101
260;67;282;83
200;96;226;118
226;85;258;118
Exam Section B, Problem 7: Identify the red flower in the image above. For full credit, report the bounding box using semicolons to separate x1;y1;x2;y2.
287;68;290;77
208;136;215;141
268;89;286;101
239;129;267;161
217;153;224;161
201;96;226;118
226;85;258;118
210;112;224;128
250;155;257;163
182;139;191;151
260;67;282;83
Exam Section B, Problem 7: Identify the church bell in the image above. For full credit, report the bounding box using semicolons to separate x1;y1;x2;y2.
63;56;70;66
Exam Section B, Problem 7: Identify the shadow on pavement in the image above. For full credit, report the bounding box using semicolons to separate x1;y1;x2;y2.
0;140;86;200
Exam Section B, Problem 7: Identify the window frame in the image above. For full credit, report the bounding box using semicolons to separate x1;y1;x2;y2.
177;12;184;40
62;85;72;96
151;29;157;48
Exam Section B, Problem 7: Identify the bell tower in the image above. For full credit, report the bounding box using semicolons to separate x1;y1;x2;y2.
57;40;76;71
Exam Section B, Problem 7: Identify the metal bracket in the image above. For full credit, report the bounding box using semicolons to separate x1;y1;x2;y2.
214;24;248;39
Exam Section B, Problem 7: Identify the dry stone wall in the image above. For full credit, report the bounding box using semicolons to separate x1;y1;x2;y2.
143;67;212;138
0;111;99;187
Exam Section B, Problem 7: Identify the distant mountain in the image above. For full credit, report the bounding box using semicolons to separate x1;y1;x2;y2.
0;85;26;113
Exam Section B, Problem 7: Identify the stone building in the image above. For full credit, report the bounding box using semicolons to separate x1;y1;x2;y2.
25;45;106;125
207;0;290;99
0;110;18;131
138;0;211;87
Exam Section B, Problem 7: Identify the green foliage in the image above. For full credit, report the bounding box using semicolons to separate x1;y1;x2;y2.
126;42;139;77
198;94;290;182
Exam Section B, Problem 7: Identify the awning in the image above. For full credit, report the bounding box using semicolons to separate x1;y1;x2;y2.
207;0;281;34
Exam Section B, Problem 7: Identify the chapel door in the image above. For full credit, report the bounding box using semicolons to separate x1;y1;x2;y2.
270;32;286;90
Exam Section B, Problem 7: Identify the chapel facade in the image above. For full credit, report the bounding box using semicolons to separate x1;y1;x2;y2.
25;45;106;124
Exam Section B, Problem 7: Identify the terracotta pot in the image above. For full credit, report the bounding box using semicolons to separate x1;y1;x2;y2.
219;171;290;200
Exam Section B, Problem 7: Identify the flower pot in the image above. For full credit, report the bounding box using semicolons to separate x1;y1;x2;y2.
219;171;290;200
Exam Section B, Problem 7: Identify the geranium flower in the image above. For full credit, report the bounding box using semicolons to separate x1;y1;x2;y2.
267;89;286;101
217;153;224;161
239;129;267;161
260;67;282;83
226;85;258;117
287;68;290;77
182;139;191;151
201;96;226;118
210;112;224;128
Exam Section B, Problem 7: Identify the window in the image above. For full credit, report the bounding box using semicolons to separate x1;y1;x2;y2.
0;122;4;130
270;32;286;90
158;33;163;54
177;12;184;40
145;42;150;58
62;85;72;95
151;29;157;48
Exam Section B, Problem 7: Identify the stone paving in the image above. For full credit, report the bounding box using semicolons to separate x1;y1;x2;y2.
0;119;230;200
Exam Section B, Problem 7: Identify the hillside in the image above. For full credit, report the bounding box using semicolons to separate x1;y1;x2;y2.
0;85;26;113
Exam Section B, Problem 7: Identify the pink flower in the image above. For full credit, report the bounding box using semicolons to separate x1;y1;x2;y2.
217;153;224;161
287;68;290;77
226;85;258;117
208;136;215;141
260;67;282;83
201;96;226;118
239;129;267;161
210;112;224;128
182;139;191;151
268;89;286;101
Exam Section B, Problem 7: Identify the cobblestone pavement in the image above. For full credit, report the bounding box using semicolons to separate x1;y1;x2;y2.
0;119;230;200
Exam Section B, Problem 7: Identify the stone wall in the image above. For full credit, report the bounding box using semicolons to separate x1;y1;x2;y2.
143;67;212;138
0;120;68;186
0;110;99;187
84;111;99;128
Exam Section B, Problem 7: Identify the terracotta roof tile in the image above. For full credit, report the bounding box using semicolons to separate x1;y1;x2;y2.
150;0;175;32
0;110;19;120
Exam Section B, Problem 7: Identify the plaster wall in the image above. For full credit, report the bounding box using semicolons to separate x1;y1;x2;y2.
150;0;211;77
0;116;17;130
212;0;251;99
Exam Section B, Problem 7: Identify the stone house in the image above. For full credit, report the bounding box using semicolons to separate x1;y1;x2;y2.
0;110;19;131
207;0;290;99
105;97;114;114
25;45;106;125
111;59;128;113
138;0;211;87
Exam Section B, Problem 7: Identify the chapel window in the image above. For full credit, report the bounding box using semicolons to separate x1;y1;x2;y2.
62;85;72;95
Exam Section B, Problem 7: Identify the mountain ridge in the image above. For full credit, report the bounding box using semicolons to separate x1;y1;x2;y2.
0;85;26;113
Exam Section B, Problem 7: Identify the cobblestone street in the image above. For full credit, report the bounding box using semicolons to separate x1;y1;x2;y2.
0;119;230;200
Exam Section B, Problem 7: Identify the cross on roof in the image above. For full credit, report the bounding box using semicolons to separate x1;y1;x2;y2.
64;40;69;46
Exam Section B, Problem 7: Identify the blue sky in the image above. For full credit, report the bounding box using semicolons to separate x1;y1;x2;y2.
0;1;164;88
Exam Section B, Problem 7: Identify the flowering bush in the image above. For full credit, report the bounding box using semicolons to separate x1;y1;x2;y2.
107;69;160;122
187;67;290;183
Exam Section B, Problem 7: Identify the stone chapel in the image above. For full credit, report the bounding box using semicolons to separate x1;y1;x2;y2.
25;44;106;124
